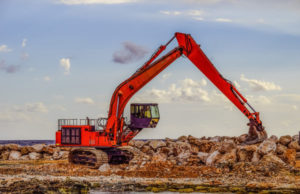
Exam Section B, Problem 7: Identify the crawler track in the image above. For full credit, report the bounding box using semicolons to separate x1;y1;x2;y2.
69;147;108;169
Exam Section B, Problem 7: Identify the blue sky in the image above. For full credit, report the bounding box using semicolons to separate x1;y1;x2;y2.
0;0;300;139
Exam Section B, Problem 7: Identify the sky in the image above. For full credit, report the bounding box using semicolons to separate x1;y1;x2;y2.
0;0;300;140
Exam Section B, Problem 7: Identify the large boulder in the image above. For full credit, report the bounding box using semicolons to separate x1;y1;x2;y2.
282;149;296;165
292;134;299;142
276;144;287;155
0;145;4;152
218;140;236;154
133;140;145;149
5;144;20;151
141;145;151;153
151;153;167;163
260;153;285;165
149;140;166;151
279;135;292;146
251;151;261;162
31;144;45;153
206;151;221;166
257;139;276;155
194;140;215;153
29;152;42;160
1;151;10;160
197;152;209;164
288;141;300;151
177;135;188;142
20;146;34;155
98;163;110;172
176;151;191;165
9;151;21;160
217;149;237;165
42;146;55;155
20;155;30;160
53;151;69;160
237;145;257;162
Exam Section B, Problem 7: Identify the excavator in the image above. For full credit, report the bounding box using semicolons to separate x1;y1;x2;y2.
55;32;267;168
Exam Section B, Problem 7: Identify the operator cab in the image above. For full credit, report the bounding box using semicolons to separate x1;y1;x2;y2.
130;103;160;129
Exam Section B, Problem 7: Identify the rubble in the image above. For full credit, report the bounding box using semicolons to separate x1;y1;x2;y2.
0;134;299;193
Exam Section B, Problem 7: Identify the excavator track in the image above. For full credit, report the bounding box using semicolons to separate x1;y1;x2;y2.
69;147;108;169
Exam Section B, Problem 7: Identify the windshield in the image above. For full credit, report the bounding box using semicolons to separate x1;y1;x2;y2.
150;105;160;118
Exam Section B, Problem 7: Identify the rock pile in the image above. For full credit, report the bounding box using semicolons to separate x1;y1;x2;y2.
0;144;69;161
0;134;299;169
128;134;300;168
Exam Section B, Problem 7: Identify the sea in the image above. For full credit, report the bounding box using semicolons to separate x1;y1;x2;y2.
0;140;55;146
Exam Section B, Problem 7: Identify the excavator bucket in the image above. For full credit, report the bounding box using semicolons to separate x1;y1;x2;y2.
130;103;160;129
242;121;268;145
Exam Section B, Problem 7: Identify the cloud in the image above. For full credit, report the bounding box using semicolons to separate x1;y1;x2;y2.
162;73;172;81
0;60;20;74
22;39;27;48
44;76;51;82
57;0;136;5
160;10;182;16
113;41;148;64
0;45;12;52
215;18;232;22
135;78;210;103
13;102;49;113
240;74;282;91
187;9;204;16
75;97;95;104
60;58;71;75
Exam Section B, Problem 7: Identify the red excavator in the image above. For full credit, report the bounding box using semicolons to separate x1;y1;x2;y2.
55;32;267;168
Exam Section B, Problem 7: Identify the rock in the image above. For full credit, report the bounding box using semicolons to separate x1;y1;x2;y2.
0;145;4;152
218;140;236;154
128;141;135;147
29;152;42;160
176;151;191;165
53;151;69;160
42;146;55;154
159;147;171;155
8;151;21;160
260;153;285;165
288;141;300;151
1;151;10;160
251;151;260;162
292;134;299;141
141;145;151;153
190;145;199;154
237;134;248;143
4;144;20;151
133;140;145;149
269;135;278;142
195;140;214;153
20;146;34;155
257;139;276;155
98;163;110;172
149;140;166;151
217;149;237;165
151;153;167;163
279;135;292;146
177;135;188;142
282;149;296;165
173;141;192;156
210;136;222;142
276;144;287;155
197;152;209;163
206;151;221;166
20;155;30;160
31;144;45;153
43;153;53;160
237;145;257;162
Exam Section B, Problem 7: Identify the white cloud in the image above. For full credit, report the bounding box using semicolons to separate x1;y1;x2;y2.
135;78;210;103
13;102;49;113
44;76;51;82
193;17;204;21
60;58;71;75
187;9;203;16
233;81;241;89
58;0;136;5
0;45;12;52
75;97;95;105
160;10;182;16
162;73;172;81
215;18;232;23
240;74;282;91
22;39;27;48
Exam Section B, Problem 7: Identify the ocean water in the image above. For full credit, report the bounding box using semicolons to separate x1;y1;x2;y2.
0;140;55;146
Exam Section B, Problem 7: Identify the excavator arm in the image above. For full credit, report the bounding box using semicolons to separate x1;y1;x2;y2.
105;32;267;145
